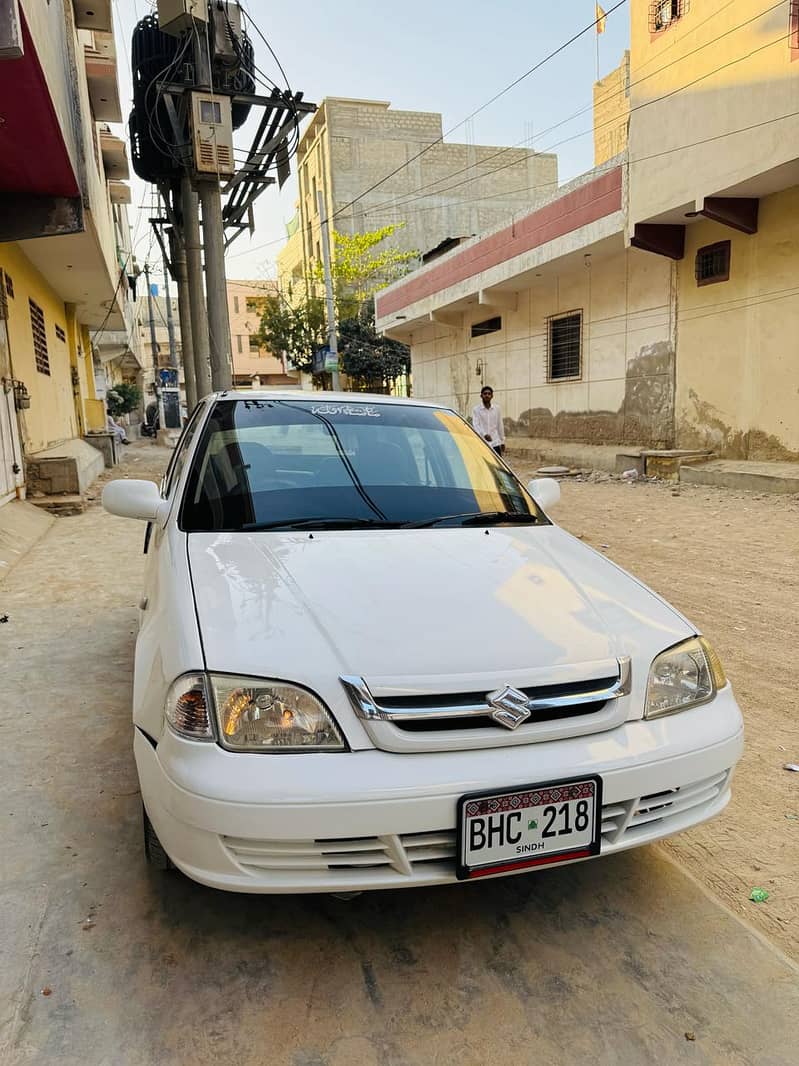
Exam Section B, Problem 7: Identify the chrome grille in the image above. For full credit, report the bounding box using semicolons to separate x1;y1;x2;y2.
341;660;631;753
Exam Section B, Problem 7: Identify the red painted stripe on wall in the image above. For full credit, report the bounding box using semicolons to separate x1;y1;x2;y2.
0;10;80;198
377;167;622;319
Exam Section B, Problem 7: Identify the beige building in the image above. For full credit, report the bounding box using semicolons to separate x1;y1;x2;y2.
277;97;558;292
226;280;298;388
378;0;799;463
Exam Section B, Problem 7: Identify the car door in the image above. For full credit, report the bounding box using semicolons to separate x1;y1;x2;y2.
139;403;206;626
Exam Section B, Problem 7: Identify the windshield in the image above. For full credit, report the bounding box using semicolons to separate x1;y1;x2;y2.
180;398;545;531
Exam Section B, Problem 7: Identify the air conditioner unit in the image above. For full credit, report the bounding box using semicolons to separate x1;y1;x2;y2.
157;0;208;37
190;92;235;177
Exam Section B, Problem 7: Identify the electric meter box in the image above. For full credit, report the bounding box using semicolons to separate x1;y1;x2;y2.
190;92;236;177
157;0;208;37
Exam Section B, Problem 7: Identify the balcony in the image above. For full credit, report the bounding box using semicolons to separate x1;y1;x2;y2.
84;32;120;123
99;128;129;181
73;0;112;33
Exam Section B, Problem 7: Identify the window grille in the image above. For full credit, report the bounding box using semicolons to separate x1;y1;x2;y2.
695;241;730;286
548;311;582;381
4;272;13;298
649;0;688;32
470;316;502;338
55;324;66;342
29;299;50;375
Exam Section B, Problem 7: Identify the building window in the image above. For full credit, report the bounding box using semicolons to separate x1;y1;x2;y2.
470;316;502;338
4;272;13;299
249;334;260;352
234;295;240;313
29;299;50;375
547;311;582;381
55;324;66;342
695;241;731;286
236;334;243;354
649;0;688;32
790;0;799;49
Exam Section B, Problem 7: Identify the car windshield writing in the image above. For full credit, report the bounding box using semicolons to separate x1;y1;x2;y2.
180;399;543;531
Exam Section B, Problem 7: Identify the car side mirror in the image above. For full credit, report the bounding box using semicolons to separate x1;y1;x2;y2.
103;479;169;525
527;477;561;511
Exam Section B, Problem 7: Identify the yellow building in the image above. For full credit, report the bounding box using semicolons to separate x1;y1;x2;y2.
0;0;138;503
377;1;799;464
628;0;799;459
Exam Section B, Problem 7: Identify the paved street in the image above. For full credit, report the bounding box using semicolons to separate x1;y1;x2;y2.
1;445;797;1066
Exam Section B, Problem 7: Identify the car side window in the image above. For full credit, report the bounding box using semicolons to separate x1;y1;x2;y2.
161;403;206;499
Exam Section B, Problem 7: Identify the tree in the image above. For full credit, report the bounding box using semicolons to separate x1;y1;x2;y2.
258;291;326;375
338;299;410;392
106;383;142;417
258;224;416;385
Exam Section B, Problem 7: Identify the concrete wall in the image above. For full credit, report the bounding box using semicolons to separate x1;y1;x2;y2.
594;53;630;167
628;0;799;227
408;244;675;447
293;97;558;277
0;243;78;453
675;185;799;459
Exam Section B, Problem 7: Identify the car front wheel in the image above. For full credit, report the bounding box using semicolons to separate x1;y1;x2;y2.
143;805;174;871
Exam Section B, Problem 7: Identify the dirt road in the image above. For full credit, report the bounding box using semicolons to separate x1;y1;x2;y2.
0;442;797;1065
515;461;799;959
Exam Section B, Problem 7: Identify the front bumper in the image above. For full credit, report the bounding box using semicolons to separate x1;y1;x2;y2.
136;687;744;893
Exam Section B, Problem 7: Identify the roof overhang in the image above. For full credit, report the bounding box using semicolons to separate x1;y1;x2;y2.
73;0;112;33
84;32;121;123
99;129;130;180
376;165;625;338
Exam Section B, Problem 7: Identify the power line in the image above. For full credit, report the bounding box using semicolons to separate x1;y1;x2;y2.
347;0;786;222
330;0;629;222
360;19;795;219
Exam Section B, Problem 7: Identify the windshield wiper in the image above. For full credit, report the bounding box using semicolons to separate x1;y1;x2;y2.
244;517;403;532
406;511;539;529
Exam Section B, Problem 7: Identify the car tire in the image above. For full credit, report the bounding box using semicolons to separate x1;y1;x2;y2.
143;806;175;871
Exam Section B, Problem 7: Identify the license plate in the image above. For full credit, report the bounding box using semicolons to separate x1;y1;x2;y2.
456;775;602;880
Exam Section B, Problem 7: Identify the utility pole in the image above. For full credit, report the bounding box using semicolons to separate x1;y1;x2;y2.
169;226;197;411
190;16;232;391
181;177;212;398
198;181;233;390
144;264;165;427
163;254;177;366
317;188;340;391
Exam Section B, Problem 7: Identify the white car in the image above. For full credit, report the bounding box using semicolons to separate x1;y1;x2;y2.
103;391;743;893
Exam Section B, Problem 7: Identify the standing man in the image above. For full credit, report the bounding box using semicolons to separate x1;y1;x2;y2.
472;385;505;456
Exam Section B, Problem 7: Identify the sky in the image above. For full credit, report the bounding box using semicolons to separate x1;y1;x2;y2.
113;0;630;289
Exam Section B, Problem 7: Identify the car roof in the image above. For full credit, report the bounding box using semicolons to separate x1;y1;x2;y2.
202;389;450;410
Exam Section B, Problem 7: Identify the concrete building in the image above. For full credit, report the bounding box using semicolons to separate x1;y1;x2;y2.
0;0;138;505
377;1;799;465
277;97;558;292
627;0;799;460
227;279;298;388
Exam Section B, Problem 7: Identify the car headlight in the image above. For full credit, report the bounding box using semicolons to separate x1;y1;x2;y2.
644;637;727;719
210;675;346;752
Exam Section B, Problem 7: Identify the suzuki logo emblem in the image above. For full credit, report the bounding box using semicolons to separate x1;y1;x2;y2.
486;685;532;730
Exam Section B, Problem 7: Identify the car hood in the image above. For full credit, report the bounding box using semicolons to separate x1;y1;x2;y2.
187;526;692;697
